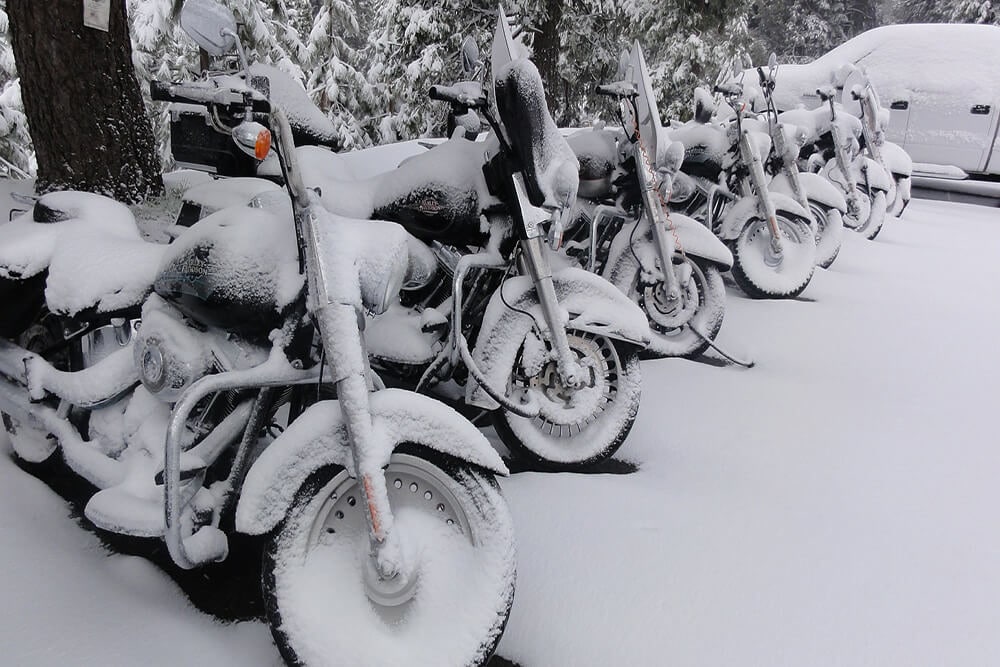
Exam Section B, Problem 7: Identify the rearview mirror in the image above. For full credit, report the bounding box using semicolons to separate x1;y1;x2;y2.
768;53;777;70
461;37;480;76
180;0;238;56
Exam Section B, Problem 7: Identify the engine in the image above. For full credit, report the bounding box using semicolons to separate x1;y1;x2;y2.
134;295;268;402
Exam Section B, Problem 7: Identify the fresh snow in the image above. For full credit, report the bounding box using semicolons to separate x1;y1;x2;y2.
2;196;1000;665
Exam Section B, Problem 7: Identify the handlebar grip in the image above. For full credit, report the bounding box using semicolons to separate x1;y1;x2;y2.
428;85;448;102
595;81;638;99
149;80;271;113
713;83;743;97
429;84;487;109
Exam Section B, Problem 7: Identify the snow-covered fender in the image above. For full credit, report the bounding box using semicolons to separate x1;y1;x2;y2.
859;156;893;192
716;192;811;241
881;141;913;178
234;388;507;536
769;171;847;213
466;266;651;411
605;214;733;276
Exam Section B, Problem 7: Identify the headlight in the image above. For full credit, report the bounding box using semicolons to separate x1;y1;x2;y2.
139;343;165;391
133;304;214;402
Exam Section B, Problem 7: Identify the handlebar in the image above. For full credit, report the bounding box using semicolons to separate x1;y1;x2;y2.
816;86;836;102
150;80;270;113
595;81;638;99
428;84;487;109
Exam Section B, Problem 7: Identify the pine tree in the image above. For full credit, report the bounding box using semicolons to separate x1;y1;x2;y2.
0;6;33;176
303;0;378;148
365;0;495;141
622;0;753;122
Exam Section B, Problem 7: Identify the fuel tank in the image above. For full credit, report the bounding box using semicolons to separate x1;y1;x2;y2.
153;207;304;336
370;136;492;246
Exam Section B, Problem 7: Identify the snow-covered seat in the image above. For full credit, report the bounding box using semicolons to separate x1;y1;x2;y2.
0;191;165;319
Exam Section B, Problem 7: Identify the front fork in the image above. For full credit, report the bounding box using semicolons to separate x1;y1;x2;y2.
741;129;783;254
830;118;862;216
634;144;683;302
519;236;587;388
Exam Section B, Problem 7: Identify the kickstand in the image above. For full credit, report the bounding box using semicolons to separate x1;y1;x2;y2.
689;326;755;369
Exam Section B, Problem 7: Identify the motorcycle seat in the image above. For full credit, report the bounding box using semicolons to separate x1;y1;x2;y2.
45;233;166;316
493;59;579;210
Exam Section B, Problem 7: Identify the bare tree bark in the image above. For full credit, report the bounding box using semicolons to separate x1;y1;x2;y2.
8;0;163;202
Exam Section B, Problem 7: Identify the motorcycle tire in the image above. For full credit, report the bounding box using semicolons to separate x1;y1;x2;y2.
730;214;816;299
609;254;725;359
262;444;515;667
492;330;641;470
809;202;844;269
859;190;888;240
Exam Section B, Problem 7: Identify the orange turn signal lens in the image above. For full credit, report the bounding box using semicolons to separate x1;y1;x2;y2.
255;129;272;160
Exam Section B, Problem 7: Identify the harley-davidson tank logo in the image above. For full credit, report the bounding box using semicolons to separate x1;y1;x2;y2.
416;196;444;215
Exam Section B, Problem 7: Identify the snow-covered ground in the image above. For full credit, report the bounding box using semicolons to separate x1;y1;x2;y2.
2;197;1000;665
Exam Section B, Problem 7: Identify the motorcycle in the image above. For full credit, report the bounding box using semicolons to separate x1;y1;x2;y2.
669;82;817;299
779;87;894;240
273;10;650;471
751;54;848;268
563;42;733;359
841;65;914;220
0;1;517;664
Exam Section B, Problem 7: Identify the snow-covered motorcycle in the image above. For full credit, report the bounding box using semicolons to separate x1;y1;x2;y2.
286;11;651;471
841;66;913;219
752;55;847;268
0;1;516;664
779;87;893;240
563;42;733;358
669;82;817;299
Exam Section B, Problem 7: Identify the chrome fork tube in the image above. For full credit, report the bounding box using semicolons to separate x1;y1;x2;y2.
742;130;783;252
519;236;585;387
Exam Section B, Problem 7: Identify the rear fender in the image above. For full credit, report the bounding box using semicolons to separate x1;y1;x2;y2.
466;266;650;410
234;389;507;536
717;192;809;240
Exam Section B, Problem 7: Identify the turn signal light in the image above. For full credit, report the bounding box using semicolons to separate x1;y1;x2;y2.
255;129;272;160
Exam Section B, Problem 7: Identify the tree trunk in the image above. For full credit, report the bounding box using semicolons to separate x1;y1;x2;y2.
8;0;163;202
531;0;565;122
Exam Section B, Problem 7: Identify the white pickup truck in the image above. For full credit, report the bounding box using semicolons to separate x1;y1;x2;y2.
741;23;1000;178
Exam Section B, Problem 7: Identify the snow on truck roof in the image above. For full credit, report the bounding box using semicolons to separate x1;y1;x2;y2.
750;23;1000;110
819;24;1000;95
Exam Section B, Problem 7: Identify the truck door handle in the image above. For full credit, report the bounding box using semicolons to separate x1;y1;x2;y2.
972;104;991;115
890;101;908;110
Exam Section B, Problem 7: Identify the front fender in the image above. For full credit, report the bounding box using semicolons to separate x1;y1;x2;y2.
234;389;507;536
717;192;810;240
606;215;732;272
466;266;650;410
860;156;893;192
770;171;848;213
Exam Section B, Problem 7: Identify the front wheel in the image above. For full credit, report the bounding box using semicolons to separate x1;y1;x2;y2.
263;446;515;667
493;330;641;470
858;190;888;240
730;215;816;299
809;202;844;269
610;254;725;359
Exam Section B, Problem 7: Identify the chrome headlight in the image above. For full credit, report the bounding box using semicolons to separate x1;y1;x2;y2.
134;300;214;402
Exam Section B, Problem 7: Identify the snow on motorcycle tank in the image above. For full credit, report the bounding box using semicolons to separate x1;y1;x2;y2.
369;136;493;246
670;123;729;182
566;129;618;199
153;207;303;336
